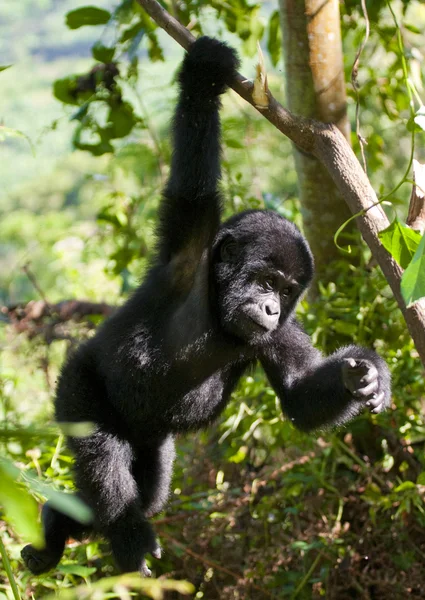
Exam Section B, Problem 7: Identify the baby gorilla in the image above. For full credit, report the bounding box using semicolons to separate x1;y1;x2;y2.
22;37;391;577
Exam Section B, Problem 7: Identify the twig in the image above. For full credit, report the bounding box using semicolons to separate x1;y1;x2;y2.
22;263;50;307
135;0;425;369
2;299;115;328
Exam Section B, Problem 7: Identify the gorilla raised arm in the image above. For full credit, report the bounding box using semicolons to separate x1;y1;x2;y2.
22;37;391;577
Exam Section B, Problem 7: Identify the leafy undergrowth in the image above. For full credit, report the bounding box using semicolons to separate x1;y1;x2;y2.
1;265;425;599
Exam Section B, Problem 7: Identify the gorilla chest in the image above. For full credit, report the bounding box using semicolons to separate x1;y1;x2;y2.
164;362;248;432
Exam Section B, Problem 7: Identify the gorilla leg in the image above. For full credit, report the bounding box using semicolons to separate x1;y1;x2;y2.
21;500;90;574
70;429;160;576
133;435;176;519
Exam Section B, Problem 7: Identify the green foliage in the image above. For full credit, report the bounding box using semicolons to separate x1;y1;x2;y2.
91;41;115;64
0;460;42;548
267;10;282;67
43;573;194;599
401;231;425;306
65;7;111;30
378;217;422;269
378;217;425;307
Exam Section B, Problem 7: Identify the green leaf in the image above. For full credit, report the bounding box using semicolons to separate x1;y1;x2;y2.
58;564;97;577
401;232;425;306
107;102;136;138
225;138;244;149
394;481;416;492
417;472;425;485
378;217;422;269
53;76;79;105
147;32;164;62
66;7;111;29
26;476;93;525
58;421;96;437
74;140;114;156
43;574;195;600
0;65;12;72
403;23;421;34
92;41;115;63
267;11;282;67
120;21;144;43
0;460;43;547
332;320;358;336
414;106;425;132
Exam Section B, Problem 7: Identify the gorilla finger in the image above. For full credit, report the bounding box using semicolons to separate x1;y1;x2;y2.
140;561;152;577
360;364;378;385
371;402;386;414
353;380;378;398
343;358;357;370
366;392;384;408
152;547;162;560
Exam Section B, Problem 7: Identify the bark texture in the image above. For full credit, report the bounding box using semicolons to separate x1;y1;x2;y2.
279;0;355;278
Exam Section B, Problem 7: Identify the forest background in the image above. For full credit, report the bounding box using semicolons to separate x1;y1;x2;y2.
1;0;425;598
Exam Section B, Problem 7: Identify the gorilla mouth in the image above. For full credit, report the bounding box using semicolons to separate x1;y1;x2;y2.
248;316;269;331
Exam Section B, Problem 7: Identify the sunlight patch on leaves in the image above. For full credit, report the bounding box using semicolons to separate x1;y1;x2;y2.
401;232;425;306
43;573;194;600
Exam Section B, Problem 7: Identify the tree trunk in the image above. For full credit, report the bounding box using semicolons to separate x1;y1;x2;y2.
279;0;356;282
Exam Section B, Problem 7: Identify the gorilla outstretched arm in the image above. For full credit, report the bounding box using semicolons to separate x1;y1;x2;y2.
261;320;391;432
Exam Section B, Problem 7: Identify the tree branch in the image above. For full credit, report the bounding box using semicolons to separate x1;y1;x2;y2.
136;0;425;368
2;300;115;339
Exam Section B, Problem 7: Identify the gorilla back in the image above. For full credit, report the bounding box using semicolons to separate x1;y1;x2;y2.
21;37;391;578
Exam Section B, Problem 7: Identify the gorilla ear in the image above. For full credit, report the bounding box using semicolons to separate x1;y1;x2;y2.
220;237;240;262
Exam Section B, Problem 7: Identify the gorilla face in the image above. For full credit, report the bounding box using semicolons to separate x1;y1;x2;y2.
212;211;314;344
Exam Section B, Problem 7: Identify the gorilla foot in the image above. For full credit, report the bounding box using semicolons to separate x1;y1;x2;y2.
21;544;62;574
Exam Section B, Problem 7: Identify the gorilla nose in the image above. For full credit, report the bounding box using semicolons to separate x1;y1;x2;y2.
263;300;280;325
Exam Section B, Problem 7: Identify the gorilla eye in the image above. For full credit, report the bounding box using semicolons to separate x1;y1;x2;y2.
262;277;276;291
220;239;239;262
282;286;292;297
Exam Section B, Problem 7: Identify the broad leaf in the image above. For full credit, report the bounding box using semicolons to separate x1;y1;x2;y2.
53;76;79;105
58;564;97;577
401;232;425;306
107;102;136;138
66;7;111;30
92;41;115;63
0;65;11;72
26;475;93;524
267;11;282;67
0;460;43;547
378;217;421;269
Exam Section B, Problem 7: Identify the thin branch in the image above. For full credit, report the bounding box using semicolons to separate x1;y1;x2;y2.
2;300;115;339
22;263;50;307
136;0;425;368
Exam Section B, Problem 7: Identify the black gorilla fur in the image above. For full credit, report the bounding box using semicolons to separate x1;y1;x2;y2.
22;37;391;577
